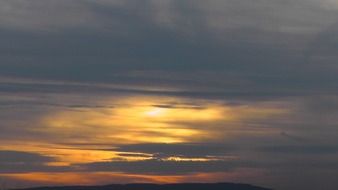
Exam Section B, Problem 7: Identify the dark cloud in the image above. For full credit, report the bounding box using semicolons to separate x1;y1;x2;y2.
0;0;338;100
79;159;238;175
115;143;237;158
0;150;54;163
0;151;68;174
259;145;338;154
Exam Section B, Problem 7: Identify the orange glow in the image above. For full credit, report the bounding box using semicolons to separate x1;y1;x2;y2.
1;170;265;186
0;95;289;186
0;172;187;185
39;96;227;146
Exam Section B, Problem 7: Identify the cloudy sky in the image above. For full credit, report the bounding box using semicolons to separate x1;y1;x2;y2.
1;1;338;190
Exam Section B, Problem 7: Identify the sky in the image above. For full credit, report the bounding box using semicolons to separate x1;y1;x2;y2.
1;1;338;190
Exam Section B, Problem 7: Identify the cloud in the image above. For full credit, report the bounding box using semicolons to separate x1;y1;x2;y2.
1;0;338;100
0;0;97;31
115;143;237;158
78;159;239;175
2;1;338;189
259;145;338;154
0;150;54;163
0;151;68;174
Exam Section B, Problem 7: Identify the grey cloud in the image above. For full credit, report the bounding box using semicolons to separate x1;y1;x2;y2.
259;145;338;154
76;152;338;175
0;77;308;101
0;0;98;31
116;142;338;160
0;150;54;163
79;159;238;175
0;151;69;174
115;143;237;158
1;0;338;100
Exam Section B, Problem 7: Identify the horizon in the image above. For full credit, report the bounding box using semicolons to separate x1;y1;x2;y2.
1;1;338;190
9;182;271;190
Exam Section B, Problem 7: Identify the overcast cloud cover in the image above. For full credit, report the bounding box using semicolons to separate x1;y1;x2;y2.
1;1;338;190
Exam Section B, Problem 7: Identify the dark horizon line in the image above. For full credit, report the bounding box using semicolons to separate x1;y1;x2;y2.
12;182;272;190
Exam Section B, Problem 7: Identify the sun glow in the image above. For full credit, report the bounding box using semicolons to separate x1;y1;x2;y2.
145;107;167;117
40;96;226;147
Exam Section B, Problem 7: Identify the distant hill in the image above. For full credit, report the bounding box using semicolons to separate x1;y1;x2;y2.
15;183;272;190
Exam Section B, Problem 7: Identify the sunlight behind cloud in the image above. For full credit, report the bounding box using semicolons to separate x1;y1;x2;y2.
0;95;291;186
25;96;289;166
40;96;228;146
